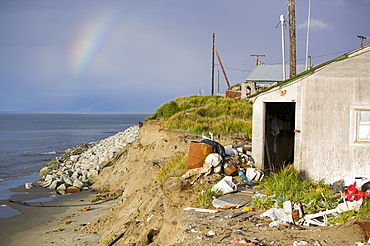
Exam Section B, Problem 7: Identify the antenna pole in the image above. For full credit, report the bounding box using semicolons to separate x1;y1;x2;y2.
211;33;215;95
305;0;311;70
280;15;286;81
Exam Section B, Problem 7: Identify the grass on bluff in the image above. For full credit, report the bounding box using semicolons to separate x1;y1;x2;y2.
145;95;253;137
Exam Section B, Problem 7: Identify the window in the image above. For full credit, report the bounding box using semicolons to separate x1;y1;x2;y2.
357;110;370;141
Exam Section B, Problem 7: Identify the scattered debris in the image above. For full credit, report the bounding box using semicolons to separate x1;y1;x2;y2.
261;197;364;227
80;205;91;211
211;176;237;195
293;241;308;246
44;228;64;234
183;138;263;187
302;198;363;227
183;207;219;213
212;198;241;209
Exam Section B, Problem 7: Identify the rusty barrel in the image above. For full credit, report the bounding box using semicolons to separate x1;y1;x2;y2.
186;141;214;170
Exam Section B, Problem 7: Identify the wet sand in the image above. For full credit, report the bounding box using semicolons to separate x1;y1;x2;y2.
0;185;115;245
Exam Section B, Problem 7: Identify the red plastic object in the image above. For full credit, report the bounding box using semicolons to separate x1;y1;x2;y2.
345;182;360;201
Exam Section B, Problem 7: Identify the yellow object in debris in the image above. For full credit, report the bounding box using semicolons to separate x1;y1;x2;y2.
243;206;253;211
316;188;324;192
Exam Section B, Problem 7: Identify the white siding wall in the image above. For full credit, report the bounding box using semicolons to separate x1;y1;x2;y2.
251;46;370;185
300;77;370;184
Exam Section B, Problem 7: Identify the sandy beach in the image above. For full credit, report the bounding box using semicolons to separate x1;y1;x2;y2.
0;185;115;246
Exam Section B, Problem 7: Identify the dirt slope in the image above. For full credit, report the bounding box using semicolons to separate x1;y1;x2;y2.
81;121;195;245
80;121;366;246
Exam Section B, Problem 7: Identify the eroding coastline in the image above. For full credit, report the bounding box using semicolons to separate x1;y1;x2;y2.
37;125;140;193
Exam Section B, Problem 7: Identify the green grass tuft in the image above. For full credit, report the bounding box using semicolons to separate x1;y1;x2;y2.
254;165;339;212
156;154;187;182
195;187;223;209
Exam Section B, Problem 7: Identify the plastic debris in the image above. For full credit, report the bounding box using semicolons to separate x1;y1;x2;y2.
211;176;237;195
212;198;241;209
183;207;219;213
204;153;223;167
243;206;253;211
237;167;254;186
260;208;290;223
302;198;363;226
245;168;264;181
293;241;308;246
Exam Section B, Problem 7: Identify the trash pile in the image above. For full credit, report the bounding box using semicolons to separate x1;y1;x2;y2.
260;180;370;228
182;138;263;186
182;137;370;233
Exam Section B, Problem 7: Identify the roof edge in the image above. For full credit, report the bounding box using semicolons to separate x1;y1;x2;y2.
248;54;348;98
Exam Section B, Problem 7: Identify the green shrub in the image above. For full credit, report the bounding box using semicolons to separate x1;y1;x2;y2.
146;100;180;121
146;95;253;137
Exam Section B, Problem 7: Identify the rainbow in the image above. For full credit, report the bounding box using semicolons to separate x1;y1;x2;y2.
70;11;117;79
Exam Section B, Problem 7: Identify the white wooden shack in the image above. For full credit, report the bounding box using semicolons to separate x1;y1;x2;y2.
249;44;370;185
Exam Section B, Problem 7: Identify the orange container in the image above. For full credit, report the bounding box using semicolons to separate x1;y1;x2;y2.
186;141;214;170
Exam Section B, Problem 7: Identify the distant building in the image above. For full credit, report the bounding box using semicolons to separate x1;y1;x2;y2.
249;44;370;185
226;64;306;99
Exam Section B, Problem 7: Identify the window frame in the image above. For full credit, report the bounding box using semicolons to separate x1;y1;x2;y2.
350;106;370;144
357;110;370;141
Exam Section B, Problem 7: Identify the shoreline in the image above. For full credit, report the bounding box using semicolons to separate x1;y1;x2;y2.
0;186;116;245
0;124;140;219
0;125;141;244
0;117;145;245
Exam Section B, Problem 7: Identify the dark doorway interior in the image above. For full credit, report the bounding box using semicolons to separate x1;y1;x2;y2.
264;102;295;171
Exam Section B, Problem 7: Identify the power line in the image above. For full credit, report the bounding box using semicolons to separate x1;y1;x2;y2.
266;49;353;65
215;64;249;72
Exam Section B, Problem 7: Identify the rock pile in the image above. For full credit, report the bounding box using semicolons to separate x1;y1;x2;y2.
37;125;140;192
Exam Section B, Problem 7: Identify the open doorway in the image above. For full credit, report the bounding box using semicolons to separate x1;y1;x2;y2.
264;102;295;171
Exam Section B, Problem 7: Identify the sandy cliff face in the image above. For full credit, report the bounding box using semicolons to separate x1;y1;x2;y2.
83;121;194;245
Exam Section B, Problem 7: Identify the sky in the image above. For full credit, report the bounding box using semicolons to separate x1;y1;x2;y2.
0;0;369;113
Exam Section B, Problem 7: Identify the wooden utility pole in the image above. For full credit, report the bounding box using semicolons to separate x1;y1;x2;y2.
214;48;231;88
211;33;215;95
250;54;265;66
288;0;296;78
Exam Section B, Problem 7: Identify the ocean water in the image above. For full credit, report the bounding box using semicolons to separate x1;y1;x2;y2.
0;113;149;192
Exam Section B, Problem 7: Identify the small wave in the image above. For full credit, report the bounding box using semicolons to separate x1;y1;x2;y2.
21;151;57;156
41;151;56;155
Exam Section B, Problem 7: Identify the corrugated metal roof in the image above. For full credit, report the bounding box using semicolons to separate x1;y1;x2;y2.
245;64;306;82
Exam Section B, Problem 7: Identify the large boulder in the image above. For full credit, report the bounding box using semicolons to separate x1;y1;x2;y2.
73;179;85;189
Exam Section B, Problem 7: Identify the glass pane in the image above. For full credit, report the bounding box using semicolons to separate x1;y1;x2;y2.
358;125;370;139
360;110;370;122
